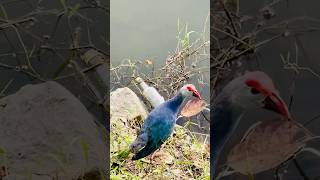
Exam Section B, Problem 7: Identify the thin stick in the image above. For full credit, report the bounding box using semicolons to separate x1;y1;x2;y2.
0;79;13;97
303;114;320;127
293;159;310;180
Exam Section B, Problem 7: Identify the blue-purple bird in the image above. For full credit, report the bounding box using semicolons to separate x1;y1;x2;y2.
130;84;201;160
211;71;290;175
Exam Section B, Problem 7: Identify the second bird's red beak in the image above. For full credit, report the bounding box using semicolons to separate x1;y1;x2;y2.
263;93;290;119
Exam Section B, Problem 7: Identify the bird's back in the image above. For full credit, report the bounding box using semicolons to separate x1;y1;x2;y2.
131;102;177;160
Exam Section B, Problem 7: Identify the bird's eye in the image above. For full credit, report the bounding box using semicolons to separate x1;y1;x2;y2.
250;88;260;95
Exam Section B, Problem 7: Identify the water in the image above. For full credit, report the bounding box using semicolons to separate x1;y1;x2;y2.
0;0;108;123
111;0;209;64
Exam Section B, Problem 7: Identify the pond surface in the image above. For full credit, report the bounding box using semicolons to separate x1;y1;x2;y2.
0;0;108;123
111;0;209;64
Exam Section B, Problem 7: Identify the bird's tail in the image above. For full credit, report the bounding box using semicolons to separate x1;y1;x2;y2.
132;141;158;160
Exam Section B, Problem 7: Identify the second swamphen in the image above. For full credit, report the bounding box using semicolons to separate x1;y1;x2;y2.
130;84;201;160
211;71;290;176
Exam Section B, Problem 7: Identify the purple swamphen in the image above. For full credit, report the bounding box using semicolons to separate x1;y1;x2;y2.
211;71;290;176
130;84;201;160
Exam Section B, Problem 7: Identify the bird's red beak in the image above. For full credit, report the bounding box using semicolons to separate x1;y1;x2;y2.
192;90;202;99
263;93;290;119
245;77;290;119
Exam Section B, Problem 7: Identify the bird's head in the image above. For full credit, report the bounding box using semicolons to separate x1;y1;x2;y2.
222;71;290;119
180;84;202;99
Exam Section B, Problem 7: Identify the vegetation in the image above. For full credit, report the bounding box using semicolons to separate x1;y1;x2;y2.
110;19;210;179
110;124;209;180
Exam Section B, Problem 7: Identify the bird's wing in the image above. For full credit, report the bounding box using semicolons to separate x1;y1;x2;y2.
129;113;155;153
129;131;149;153
131;133;163;160
131;112;175;160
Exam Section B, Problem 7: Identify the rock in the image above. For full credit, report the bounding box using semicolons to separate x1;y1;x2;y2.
0;81;106;180
110;87;148;124
110;87;148;153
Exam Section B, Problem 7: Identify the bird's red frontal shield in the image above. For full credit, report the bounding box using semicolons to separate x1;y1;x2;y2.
186;84;202;99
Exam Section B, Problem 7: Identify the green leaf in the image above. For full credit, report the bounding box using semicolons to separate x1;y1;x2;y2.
80;139;90;165
0;5;8;19
0;146;6;155
116;149;130;159
60;0;68;11
68;3;81;18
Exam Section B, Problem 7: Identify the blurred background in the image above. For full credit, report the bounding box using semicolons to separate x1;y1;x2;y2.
0;0;108;122
0;0;108;179
212;0;320;179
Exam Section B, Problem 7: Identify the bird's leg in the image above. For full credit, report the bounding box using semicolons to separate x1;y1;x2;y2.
150;140;166;161
150;148;162;160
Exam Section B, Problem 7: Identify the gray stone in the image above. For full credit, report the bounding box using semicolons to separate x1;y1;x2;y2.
110;87;148;123
0;81;106;179
110;87;148;153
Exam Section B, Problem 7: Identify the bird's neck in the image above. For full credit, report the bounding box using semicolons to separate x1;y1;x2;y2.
211;97;244;155
166;92;185;114
211;97;245;176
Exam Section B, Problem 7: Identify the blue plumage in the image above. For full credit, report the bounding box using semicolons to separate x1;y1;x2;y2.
130;90;189;160
211;98;242;174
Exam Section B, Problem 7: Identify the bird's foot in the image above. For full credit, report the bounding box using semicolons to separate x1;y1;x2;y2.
150;148;162;162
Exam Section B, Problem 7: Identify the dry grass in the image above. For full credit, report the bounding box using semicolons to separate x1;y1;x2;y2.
110;18;210;100
212;0;320;179
211;0;320;98
110;19;210;179
110;124;210;180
